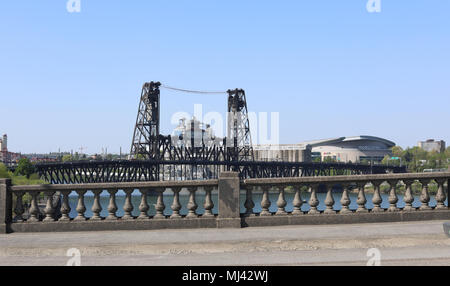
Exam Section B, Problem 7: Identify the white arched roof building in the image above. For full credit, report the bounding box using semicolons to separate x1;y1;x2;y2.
301;135;396;163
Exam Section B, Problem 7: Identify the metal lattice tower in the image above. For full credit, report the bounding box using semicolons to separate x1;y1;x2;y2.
227;88;254;162
130;81;161;160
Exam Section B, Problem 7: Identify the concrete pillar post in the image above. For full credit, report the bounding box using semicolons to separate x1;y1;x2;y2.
0;178;12;233
217;172;241;228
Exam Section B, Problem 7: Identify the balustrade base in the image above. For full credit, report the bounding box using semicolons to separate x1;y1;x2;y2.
217;218;241;229
241;210;450;228
8;217;218;233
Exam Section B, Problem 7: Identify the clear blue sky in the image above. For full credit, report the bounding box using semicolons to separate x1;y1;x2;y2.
1;0;449;154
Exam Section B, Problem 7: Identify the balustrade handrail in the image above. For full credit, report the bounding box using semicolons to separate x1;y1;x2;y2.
243;171;450;186
10;179;219;192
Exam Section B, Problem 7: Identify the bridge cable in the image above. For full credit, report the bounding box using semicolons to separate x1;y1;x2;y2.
161;84;227;95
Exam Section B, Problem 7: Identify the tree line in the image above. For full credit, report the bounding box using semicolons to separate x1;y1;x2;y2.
382;146;450;172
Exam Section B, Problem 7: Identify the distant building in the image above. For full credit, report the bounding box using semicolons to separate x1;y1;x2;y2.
0;134;7;152
24;152;70;163
300;136;396;163
0;133;24;166
0;134;8;165
418;139;446;153
254;144;312;162
253;136;396;163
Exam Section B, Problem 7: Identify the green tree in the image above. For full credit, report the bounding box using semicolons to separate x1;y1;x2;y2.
361;159;370;165
381;155;391;165
391;146;403;158
14;158;35;179
323;156;337;163
0;163;11;179
62;154;73;162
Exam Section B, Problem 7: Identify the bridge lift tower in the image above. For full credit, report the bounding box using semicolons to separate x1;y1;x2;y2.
130;81;161;160
227;88;254;163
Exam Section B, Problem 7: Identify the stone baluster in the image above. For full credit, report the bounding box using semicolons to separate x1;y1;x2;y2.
324;184;335;214
371;181;383;212
435;179;447;210
387;180;399;212
106;189;118;220
203;186;215;217
27;192;41;222
13;191;25;222
339;184;351;214
276;186;287;215
170;187;182;219
419;179;431;211
186;187;198;218
28;191;41;222
75;190;87;221
244;185;255;216
292;185;304;215
260;186;272;216
403;180;415;211
154;188;166;219
91;190;103;220
123;188;134;220
59;190;71;221
138;189;150;219
356;183;368;213
308;184;320;214
43;191;56;222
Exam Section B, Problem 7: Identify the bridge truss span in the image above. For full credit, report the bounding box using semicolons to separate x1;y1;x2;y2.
35;160;407;184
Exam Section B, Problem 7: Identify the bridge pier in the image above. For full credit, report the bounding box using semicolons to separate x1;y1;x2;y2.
0;179;12;233
217;172;240;228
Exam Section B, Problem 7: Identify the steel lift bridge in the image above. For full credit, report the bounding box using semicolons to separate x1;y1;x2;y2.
36;82;406;184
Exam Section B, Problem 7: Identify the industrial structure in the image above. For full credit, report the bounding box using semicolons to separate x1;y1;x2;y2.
35;82;406;184
130;82;254;163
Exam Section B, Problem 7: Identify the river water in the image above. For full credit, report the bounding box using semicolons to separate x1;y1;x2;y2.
67;190;448;219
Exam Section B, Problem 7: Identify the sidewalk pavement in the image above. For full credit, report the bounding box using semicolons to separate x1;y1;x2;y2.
1;220;449;266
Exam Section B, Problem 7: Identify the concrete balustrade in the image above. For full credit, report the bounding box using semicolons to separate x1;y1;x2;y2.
1;172;449;233
241;172;450;227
